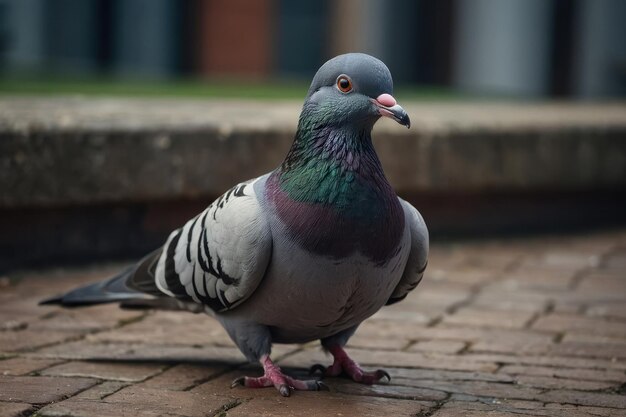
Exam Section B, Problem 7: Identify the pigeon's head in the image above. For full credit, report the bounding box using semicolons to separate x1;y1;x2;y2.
304;53;410;130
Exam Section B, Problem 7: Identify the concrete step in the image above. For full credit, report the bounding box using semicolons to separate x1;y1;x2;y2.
2;97;626;208
1;97;625;270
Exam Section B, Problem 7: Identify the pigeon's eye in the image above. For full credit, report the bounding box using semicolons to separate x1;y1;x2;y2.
336;76;353;93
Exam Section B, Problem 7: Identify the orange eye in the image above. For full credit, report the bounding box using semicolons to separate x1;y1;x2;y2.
337;75;352;93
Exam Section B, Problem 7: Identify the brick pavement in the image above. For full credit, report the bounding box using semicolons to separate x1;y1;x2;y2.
1;229;625;416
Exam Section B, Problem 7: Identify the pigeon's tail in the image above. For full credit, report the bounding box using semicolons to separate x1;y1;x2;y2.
39;266;151;307
39;250;162;307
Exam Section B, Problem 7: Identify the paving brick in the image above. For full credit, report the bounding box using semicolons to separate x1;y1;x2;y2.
586;303;626;320
576;274;626;296
478;277;547;295
470;339;626;360
0;357;64;376
350;321;429;344
426;247;469;270
407;340;467;354
441;308;536;329
434;383;626;415
469;340;551;356
279;347;499;373
550;340;626;359
431;239;526;261
603;250;626;270
578;270;625;282
408;283;474;310
554;291;625;305
391;368;514;384
227;393;433;417
537;389;626;409
0;296;58;320
88;310;235;347
369;306;439;324
329;379;448;402
561;332;626;345
551;301;585;314
0;314;28;332
346;333;409;350
0;402;34;417
532;313;626;338
8;265;124;295
41;361;164;382
519;251;598;270
416;278;476;295
470;292;550;313
39;387;234;417
410;325;555;345
496;268;578;292
431;402;532;417
30;305;144;333
498;364;626;383
432;400;599;417
6;229;626;415
377;293;451;320
427;266;498;286
460;352;626;371
0;328;84;353
33;340;247;364
73;380;130;400
139;363;230;391
0;375;97;403
382;295;448;315
568;405;626;417
402;379;545;402
515;375;617;391
109;385;234;411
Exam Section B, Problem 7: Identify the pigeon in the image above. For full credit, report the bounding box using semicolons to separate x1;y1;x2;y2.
41;53;429;397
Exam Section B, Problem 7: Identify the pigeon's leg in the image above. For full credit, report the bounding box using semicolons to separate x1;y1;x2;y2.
231;355;328;397
311;345;391;385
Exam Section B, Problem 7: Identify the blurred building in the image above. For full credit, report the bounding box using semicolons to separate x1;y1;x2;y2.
1;0;625;98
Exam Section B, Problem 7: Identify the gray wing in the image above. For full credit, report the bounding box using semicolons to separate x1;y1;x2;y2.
387;198;429;305
153;177;272;313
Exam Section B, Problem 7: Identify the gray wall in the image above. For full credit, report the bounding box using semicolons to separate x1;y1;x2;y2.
453;0;553;97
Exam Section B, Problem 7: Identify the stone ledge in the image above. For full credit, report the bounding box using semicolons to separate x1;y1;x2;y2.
2;97;625;208
2;97;626;270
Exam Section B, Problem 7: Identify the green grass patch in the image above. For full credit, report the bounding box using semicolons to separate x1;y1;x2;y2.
0;74;459;100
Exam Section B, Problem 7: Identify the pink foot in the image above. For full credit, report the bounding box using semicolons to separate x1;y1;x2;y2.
310;345;391;385
231;355;328;397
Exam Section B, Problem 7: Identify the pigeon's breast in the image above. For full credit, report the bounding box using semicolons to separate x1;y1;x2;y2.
264;171;405;266
234;206;412;344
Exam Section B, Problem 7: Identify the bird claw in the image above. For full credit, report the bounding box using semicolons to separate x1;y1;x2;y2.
376;369;391;382
354;368;391;385
308;362;390;384
230;356;328;396
316;381;330;391
319;345;392;385
230;376;245;388
232;375;326;396
309;363;327;376
278;384;290;397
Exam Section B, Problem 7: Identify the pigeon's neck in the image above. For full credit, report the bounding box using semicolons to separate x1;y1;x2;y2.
266;113;405;265
277;119;386;205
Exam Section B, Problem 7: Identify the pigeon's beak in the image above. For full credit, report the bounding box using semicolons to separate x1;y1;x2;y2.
372;93;411;129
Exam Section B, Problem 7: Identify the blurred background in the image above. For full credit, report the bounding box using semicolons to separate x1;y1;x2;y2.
1;0;625;99
1;0;625;272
